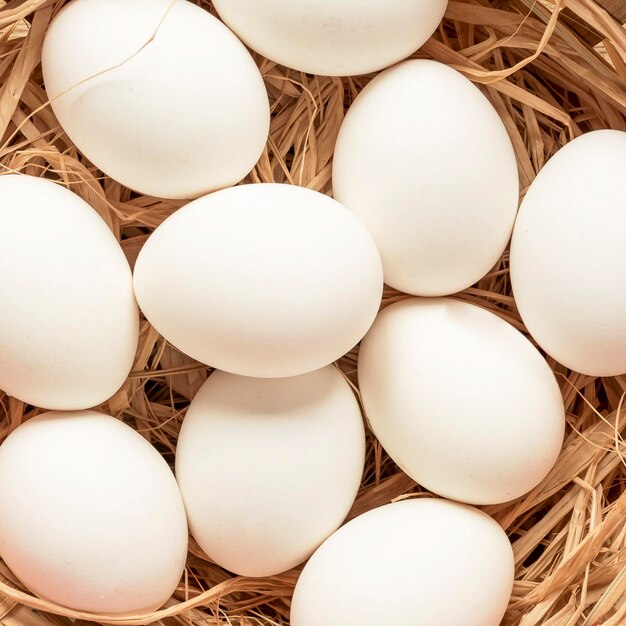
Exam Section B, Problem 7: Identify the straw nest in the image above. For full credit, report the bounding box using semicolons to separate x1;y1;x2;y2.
0;0;625;624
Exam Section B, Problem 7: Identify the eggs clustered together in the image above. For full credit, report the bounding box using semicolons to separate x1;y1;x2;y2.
0;1;625;625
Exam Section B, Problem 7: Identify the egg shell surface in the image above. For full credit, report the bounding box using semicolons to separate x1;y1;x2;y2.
333;59;519;296
358;297;565;504
41;0;269;199
0;174;138;410
212;0;447;76
133;183;383;378
175;365;365;576
510;130;626;376
0;411;188;614
290;498;514;626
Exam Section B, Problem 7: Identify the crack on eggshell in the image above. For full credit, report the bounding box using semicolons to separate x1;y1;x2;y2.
45;0;177;105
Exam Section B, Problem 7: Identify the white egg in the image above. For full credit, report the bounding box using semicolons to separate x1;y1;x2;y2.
511;130;626;376
0;411;188;614
42;0;269;199
358;298;565;504
291;498;514;626
212;0;447;76
0;175;138;410
133;183;383;378
175;366;365;576
333;60;519;296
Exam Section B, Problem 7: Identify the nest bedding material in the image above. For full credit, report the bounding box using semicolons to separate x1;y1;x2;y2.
0;0;626;624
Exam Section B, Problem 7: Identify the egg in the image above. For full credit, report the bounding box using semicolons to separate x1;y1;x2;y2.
511;130;626;376
212;0;447;77
175;366;365;576
0;175;138;410
0;411;188;614
333;59;519;296
358;298;565;504
42;0;269;199
134;183;383;377
291;498;514;626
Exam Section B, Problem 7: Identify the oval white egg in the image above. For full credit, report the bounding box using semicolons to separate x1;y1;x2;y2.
291;498;514;626
42;0;269;199
175;366;365;576
358;298;565;504
0;175;138;410
0;411;188;614
511;130;626;376
133;183;383;378
212;0;447;77
333;59;519;296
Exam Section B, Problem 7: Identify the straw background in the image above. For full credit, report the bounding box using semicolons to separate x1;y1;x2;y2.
0;0;626;624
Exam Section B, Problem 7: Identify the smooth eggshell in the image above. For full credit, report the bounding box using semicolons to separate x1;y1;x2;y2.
358;298;565;504
333;59;519;296
133;183;383;377
42;0;269;199
0;411;188;614
510;130;626;376
175;366;365;576
0;174;138;410
291;498;514;626
212;0;447;76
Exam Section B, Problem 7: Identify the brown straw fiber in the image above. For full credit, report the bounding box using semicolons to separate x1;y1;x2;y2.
1;0;626;624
